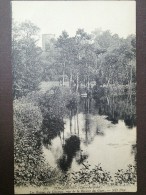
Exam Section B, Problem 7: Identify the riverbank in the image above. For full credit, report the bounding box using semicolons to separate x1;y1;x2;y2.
14;83;136;189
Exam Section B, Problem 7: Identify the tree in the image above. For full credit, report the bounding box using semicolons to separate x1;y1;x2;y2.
55;31;70;86
95;32;136;92
41;36;58;81
74;29;92;91
12;21;43;98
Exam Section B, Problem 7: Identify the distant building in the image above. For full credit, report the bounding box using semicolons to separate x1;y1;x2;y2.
42;34;55;51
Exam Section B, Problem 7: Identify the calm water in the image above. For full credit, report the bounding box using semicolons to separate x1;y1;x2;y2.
42;95;136;175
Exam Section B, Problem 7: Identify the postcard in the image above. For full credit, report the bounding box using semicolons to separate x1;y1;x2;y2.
12;1;136;193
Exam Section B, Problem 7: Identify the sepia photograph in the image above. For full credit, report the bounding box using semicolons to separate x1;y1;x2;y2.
12;1;136;194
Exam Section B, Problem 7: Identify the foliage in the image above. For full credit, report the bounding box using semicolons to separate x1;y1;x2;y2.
71;163;112;186
38;87;79;145
39;86;79;119
41;28;136;95
12;21;43;98
14;98;56;186
13;21;136;188
115;165;137;185
55;163;136;188
12;21;136;97
94;94;136;128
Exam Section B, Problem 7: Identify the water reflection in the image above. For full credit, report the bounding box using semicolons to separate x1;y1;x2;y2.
124;114;136;129
42;94;136;174
66;98;79;135
131;144;137;163
58;135;80;172
94;95;136;128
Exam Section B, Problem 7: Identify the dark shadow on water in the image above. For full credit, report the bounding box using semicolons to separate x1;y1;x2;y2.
58;135;80;172
93;94;136;128
124;115;136;129
106;115;119;124
96;128;104;136
40;91;136;173
131;144;137;163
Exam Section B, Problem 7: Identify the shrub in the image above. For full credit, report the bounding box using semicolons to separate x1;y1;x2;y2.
115;164;137;185
71;163;113;187
14;98;54;186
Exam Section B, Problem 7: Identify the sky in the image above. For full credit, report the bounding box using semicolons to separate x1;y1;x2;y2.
12;1;136;43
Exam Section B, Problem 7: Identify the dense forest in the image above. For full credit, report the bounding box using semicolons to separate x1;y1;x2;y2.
13;21;136;189
12;21;136;98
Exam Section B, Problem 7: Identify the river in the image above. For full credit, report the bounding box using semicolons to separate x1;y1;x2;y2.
42;95;136;177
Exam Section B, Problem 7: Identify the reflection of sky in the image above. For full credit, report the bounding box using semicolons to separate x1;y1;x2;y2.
43;136;63;168
87;120;136;174
42;112;136;175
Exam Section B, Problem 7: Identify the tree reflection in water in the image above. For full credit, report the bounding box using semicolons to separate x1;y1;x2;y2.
58;135;80;172
41;93;136;173
67;98;80;136
94;94;136;128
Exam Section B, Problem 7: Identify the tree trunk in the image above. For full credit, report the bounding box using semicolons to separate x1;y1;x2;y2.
62;61;65;86
77;106;79;136
87;62;90;91
70;110;72;134
69;70;72;88
76;72;79;92
87;75;89;90
129;64;133;98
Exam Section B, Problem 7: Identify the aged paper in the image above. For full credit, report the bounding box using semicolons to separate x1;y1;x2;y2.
12;1;136;193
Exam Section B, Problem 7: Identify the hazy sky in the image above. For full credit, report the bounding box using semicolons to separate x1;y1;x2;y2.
12;1;136;39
